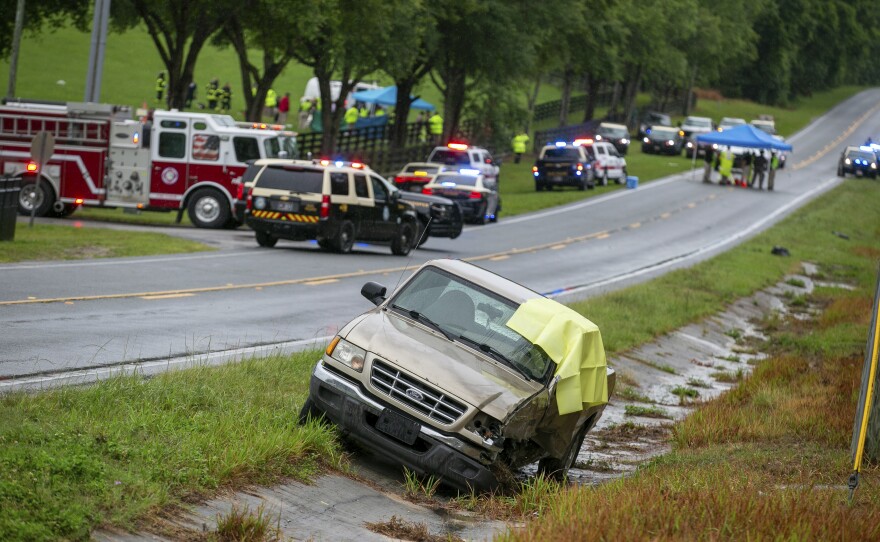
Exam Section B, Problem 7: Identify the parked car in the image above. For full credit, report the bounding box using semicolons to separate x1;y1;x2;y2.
641;126;685;155
637;111;672;139
717;117;746;131
573;138;627;185
422;170;500;224
427;143;500;183
532;143;596;191
299;258;615;491
595;122;631;155
392;162;450;193
681;116;715;158
837;146;878;178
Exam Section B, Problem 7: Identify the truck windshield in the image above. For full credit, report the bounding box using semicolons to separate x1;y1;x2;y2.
256;166;323;192
390;267;554;382
599;126;628;138
429;150;470;165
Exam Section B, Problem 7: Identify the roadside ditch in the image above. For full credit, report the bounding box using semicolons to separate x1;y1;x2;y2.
94;262;838;542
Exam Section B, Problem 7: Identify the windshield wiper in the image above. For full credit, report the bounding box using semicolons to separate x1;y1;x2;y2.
389;304;454;341
455;335;531;381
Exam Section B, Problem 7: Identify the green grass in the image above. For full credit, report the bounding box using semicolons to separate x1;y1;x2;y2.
0;353;342;541
624;405;671;419
73;207;192;227
0;24;564;124
0;222;210;263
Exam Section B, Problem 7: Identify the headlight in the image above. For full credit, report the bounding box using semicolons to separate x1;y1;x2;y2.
666;140;674;146
326;336;366;372
686;142;693;148
872;163;877;169
621;138;629;144
845;158;851;165
643;137;650;143
254;197;267;210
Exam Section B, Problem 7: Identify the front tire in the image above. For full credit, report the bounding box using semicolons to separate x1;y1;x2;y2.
298;397;325;425
255;230;278;247
536;419;591;482
17;178;54;217
187;188;231;229
391;220;415;256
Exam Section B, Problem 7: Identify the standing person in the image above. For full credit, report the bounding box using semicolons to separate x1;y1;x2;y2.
428;110;444;145
185;80;197;108
264;88;278;120
344;104;359;130
206;79;219;111
511;130;530;164
374;105;386;118
358;102;370;118
742;150;753;188
298;99;311;129
155;72;166;104
753;150;768;189
219;82;232;114
702;147;715;183
767;151;779;191
277;92;290;125
718;147;733;185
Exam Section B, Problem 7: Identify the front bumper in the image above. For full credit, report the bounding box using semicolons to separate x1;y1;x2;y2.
308;362;498;492
536;170;590;187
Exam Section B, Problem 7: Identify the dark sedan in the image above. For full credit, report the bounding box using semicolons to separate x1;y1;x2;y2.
641;126;685;155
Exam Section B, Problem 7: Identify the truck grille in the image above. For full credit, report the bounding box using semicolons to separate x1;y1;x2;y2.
371;360;467;425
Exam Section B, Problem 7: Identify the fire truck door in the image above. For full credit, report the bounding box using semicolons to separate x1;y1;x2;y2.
150;119;190;204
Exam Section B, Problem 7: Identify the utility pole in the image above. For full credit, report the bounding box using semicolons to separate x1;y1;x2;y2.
84;0;111;103
6;0;26;98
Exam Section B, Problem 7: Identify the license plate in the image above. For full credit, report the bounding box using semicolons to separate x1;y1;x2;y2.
856;170;864;177
653;145;661;151
273;200;299;212
435;189;460;198
375;409;420;445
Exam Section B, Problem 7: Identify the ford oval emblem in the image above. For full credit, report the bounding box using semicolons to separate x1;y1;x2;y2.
405;388;424;402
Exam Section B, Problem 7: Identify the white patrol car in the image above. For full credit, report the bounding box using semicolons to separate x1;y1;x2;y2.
422;169;500;225
426;143;500;184
573;138;627;185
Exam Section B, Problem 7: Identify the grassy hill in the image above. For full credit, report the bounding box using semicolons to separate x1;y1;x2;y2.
0;23;563;120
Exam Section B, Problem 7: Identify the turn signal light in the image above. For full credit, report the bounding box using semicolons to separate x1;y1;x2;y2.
26;162;38;172
325;336;341;356
74;198;84;205
469;191;482;199
531;166;538;173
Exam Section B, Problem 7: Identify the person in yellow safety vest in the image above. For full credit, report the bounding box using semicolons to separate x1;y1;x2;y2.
264;88;278;120
206;79;219;111
358;103;369;118
344;105;359;129
511;130;530;164
768;151;779;191
428;111;443;144
155;72;166;103
718;147;734;185
375;106;386;117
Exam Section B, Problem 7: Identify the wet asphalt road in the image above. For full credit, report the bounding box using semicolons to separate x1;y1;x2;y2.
2;88;879;386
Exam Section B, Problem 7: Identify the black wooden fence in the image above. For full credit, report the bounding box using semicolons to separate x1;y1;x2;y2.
532;121;600;153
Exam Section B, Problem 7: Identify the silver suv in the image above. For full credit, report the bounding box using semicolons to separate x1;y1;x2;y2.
300;259;615;491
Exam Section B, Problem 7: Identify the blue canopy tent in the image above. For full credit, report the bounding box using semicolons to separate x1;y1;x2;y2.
351;85;436;111
691;124;793;179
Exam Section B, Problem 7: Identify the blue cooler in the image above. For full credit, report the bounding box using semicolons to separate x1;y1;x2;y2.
626;176;639;189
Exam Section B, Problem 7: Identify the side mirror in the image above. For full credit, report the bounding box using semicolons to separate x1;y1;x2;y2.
361;281;387;305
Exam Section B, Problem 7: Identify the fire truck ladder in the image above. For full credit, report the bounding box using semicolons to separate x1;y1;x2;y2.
0;113;108;146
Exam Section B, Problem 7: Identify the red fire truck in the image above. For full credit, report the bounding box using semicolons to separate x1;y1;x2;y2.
0;99;297;228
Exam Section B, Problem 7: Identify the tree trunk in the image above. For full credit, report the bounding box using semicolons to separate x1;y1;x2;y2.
683;65;698;116
442;67;466;142
608;81;622;118
525;74;541;133
558;66;572;127
583;73;597;123
391;78;416;149
317;68;338;155
622;64;643;128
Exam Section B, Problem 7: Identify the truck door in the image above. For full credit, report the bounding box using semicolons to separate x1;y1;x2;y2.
188;120;223;190
368;174;395;240
150;118;190;205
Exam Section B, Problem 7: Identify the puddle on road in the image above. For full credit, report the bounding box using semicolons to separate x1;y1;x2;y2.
96;263;848;541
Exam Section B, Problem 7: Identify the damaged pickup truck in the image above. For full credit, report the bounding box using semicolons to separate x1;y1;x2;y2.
300;259;616;491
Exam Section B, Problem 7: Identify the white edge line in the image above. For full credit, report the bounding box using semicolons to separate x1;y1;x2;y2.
550;176;841;299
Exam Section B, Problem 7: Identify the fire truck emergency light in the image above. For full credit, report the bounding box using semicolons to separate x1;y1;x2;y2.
26;162;38;172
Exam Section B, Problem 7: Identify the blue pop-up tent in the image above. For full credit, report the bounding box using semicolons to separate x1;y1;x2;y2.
351;85;436;110
695;124;792;151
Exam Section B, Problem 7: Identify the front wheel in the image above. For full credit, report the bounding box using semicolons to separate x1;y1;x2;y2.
255;230;278;247
536;420;591;482
17;178;54;217
187;188;231;229
391;220;415;256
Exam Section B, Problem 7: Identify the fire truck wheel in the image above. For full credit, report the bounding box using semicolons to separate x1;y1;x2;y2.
334;220;356;253
255;230;278;248
187;188;230;229
17;178;54;217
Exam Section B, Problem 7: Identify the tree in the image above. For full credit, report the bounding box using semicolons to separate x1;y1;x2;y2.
112;0;232;109
214;0;297;121
286;0;394;153
0;0;90;59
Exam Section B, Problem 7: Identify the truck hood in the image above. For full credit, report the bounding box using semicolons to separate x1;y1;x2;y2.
344;308;541;422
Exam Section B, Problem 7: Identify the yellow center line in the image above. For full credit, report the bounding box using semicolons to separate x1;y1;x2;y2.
0;196;714;306
629;222;641;229
792;101;880;170
660;212;671;219
140;293;196;300
304;278;339;286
